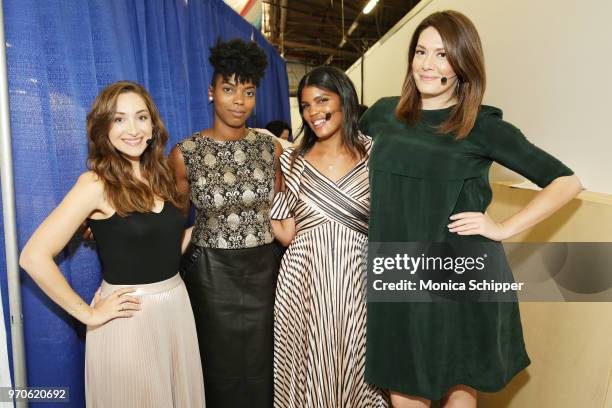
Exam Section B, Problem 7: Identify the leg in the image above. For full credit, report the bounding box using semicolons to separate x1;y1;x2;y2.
441;385;477;408
390;390;431;408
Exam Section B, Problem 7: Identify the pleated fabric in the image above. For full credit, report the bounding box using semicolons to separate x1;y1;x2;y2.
272;135;389;408
85;273;205;407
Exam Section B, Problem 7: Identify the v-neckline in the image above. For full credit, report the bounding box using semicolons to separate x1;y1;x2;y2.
302;157;364;186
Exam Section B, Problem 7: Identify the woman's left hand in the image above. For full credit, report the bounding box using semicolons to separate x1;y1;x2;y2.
448;212;509;241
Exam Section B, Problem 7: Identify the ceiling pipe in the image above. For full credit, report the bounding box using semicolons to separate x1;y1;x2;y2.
283;40;359;58
280;0;288;56
347;20;359;36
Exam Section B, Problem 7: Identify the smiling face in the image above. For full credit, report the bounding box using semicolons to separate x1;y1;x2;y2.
299;85;343;141
209;74;256;128
412;26;458;108
108;92;152;162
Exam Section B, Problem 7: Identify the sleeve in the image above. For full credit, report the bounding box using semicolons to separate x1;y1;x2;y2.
359;105;375;137
359;97;396;139
270;191;294;220
270;149;299;220
478;115;574;188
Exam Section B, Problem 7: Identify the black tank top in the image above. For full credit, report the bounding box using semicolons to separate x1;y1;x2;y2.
88;202;186;284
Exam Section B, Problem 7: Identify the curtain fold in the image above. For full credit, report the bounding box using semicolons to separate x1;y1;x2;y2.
0;1;290;406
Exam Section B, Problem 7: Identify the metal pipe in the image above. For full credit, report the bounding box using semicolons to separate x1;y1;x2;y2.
282;40;359;58
360;53;364;104
279;0;288;56
0;1;28;406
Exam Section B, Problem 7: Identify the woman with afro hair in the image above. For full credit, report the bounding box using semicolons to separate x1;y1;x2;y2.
170;39;283;408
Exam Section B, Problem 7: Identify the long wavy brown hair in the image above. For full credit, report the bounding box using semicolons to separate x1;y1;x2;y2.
396;10;486;139
86;81;181;216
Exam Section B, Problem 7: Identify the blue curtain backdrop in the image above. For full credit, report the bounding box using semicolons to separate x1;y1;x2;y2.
0;0;290;406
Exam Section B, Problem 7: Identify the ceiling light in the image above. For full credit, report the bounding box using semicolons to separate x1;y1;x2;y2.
362;0;379;15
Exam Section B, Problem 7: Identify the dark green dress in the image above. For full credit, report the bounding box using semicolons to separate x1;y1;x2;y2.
360;97;573;400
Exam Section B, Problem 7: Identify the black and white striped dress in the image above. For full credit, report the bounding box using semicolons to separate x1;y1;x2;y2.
271;135;388;408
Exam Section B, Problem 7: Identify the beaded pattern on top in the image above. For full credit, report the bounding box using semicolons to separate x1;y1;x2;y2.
179;129;276;249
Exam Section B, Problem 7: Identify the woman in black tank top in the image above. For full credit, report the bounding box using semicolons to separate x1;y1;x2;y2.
20;81;205;407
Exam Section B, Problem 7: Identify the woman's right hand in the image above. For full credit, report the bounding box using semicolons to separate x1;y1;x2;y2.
85;287;141;326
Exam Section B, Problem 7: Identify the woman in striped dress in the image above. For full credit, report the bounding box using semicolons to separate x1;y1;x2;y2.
271;66;388;408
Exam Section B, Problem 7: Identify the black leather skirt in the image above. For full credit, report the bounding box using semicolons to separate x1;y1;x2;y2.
181;242;282;408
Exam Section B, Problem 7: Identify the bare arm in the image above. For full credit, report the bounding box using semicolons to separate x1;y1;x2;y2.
181;226;193;254
271;141;296;246
19;172;140;325
273;139;283;194
449;174;582;240
169;143;195;252
169;144;191;214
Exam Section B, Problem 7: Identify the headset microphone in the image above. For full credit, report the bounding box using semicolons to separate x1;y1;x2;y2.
441;75;458;85
325;111;342;121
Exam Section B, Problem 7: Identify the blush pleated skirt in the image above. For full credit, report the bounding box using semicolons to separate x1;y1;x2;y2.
85;273;205;407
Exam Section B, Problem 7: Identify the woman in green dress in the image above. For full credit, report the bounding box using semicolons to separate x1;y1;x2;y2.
360;11;582;408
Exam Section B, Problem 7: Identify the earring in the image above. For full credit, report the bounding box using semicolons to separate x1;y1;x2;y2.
209;96;213;102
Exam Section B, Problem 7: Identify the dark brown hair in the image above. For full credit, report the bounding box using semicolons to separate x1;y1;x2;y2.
292;66;366;167
86;81;181;216
396;10;486;139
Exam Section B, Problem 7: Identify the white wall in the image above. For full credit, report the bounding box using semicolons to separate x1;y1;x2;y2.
346;0;612;194
289;97;303;142
486;183;612;408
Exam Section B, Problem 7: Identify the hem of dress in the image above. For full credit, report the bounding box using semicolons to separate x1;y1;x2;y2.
365;356;531;401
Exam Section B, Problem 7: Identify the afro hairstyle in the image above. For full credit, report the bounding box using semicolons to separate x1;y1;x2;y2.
209;39;268;87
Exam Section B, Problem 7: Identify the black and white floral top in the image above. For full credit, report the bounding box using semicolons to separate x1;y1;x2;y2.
178;129;276;249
